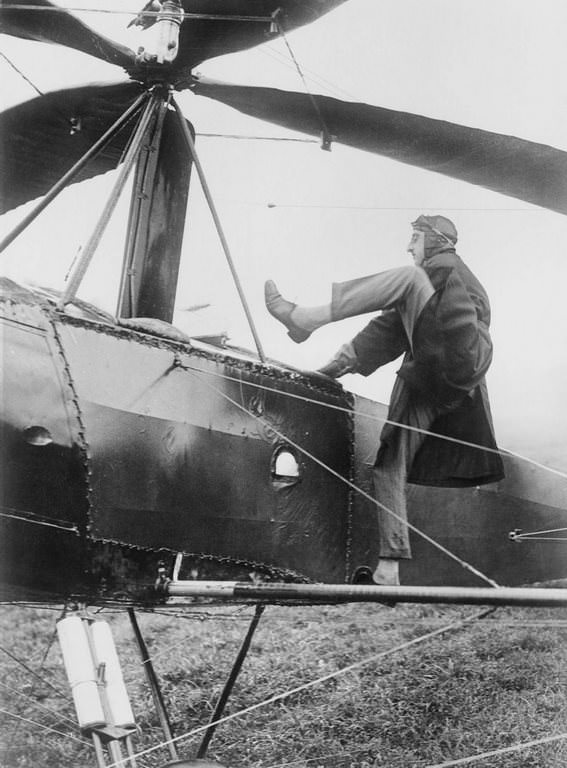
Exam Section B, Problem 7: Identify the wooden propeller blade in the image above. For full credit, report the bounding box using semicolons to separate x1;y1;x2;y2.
192;79;567;214
0;0;136;69
0;82;144;214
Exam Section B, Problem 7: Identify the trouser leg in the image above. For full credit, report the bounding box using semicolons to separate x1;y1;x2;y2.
373;383;442;559
291;303;332;333
331;265;434;345
277;265;434;340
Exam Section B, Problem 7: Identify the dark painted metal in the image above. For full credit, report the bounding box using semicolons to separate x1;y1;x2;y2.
0;280;352;600
118;103;193;322
350;394;567;587
0;283;89;597
1;280;566;603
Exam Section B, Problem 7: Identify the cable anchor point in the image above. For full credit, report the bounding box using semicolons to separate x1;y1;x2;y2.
155;560;172;594
269;7;284;36
135;0;184;65
320;131;334;151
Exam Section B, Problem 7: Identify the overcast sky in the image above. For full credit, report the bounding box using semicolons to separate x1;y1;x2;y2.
1;0;566;470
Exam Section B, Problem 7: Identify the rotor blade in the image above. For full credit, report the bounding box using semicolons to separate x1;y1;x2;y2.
0;0;136;69
0;82;144;214
192;79;567;214
134;0;347;70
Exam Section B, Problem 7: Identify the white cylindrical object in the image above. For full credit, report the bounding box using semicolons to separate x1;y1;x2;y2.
57;617;106;730
70;681;106;730
92;621;136;729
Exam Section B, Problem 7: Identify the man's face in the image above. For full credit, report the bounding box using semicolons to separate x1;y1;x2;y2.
407;228;426;265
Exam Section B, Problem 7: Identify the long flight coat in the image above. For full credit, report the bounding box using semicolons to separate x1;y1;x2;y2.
350;246;505;487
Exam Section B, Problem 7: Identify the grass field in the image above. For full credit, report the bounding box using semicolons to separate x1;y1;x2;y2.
1;600;566;767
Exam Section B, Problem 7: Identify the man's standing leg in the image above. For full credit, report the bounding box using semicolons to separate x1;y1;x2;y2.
372;381;442;584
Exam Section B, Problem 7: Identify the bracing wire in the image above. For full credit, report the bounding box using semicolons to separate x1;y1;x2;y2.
103;608;494;767
0;508;79;533
0;680;80;730
7;611;66;744
0;51;43;97
177;361;567;483
0;645;67;698
421;732;567;768
263;202;541;212
180;363;500;588
513;527;567;538
0;708;90;747
0;5;272;22
274;17;333;148
263;750;362;768
195;132;316;143
258;43;357;102
1;347;564;568
249;730;567;768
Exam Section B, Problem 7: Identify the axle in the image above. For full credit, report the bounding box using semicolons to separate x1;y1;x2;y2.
165;581;567;608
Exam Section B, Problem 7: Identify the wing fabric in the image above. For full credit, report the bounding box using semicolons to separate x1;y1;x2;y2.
0;82;144;214
0;0;136;69
192;80;567;214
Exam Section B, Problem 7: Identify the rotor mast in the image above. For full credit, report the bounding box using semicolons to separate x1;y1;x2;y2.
117;0;190;322
116;86;192;322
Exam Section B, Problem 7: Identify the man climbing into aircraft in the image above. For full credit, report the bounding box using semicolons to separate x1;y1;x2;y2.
264;215;504;586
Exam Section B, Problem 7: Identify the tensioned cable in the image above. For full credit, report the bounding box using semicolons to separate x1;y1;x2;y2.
172;97;267;363
246;730;567;768
105;607;494;767
0;5;272;22
263;750;363;768
0;51;43;97
7;610;65;744
274;17;333;148
0;645;67;698
176;362;567;482
264;203;541;212
513;527;567;538
118;608;250;683
180;364;499;588
196;132;316;143
0;508;79;533
0;708;90;747
258;43;357;102
512;533;567;542
0;680;80;730
422;732;567;767
0;50;76;128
